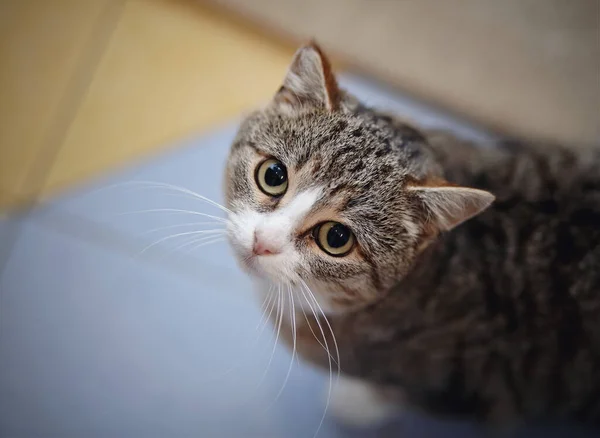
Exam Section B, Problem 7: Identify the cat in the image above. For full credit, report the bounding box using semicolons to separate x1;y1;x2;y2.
224;42;600;431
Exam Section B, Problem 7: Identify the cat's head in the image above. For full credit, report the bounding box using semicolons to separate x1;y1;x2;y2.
224;43;493;313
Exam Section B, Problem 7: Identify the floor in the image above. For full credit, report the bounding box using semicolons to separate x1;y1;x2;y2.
1;2;598;438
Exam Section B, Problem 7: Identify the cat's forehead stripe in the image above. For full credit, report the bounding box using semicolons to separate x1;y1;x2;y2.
278;187;322;223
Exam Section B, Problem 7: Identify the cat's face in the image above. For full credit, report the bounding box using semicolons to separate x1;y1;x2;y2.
224;43;493;313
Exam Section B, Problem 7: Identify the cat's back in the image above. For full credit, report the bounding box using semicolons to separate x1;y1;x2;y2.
458;139;600;283
352;129;600;421
428;133;600;324
417;135;600;421
425;131;600;261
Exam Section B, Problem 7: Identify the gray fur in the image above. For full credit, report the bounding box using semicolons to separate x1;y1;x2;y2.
224;43;600;427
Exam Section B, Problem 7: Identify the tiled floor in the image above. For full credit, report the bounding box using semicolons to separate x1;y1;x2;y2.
2;73;598;437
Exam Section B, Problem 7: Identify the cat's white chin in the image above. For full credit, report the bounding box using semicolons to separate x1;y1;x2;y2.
235;250;300;284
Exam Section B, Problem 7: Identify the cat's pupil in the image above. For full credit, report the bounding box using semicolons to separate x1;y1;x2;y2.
327;224;351;248
264;162;287;187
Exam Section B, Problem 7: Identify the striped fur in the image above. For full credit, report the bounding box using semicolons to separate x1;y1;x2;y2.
224;43;600;427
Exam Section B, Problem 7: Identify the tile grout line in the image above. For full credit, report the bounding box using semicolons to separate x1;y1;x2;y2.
0;0;128;316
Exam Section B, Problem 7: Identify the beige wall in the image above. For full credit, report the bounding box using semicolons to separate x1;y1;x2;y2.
207;0;600;146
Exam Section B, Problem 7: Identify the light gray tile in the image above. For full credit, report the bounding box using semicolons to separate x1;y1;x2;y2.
0;218;293;437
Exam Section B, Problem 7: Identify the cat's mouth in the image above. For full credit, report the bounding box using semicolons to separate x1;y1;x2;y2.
240;251;293;281
225;214;296;282
229;239;297;284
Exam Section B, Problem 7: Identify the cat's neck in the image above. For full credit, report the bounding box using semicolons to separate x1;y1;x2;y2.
382;217;494;322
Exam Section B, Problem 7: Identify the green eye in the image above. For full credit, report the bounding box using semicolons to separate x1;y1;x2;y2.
255;159;288;196
313;221;355;257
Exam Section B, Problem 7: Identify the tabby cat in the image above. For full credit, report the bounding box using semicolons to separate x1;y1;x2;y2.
224;42;600;430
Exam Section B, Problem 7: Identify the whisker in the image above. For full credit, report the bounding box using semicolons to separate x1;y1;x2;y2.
256;284;284;390
296;288;338;366
139;234;222;264
117;208;226;223
180;236;225;254
270;284;297;405
255;285;285;360
120;181;232;214
255;288;281;347
198;286;278;384
139;221;224;236
299;280;339;438
168;234;225;255
254;287;276;331
137;229;225;255
301;279;341;378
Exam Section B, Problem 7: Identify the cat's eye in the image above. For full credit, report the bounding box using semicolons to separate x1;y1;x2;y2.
313;221;355;257
255;159;288;196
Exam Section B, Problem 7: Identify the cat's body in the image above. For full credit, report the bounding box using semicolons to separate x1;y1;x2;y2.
224;42;600;430
287;130;600;425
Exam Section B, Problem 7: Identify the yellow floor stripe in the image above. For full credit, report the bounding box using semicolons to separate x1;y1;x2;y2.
1;0;295;211
0;0;118;210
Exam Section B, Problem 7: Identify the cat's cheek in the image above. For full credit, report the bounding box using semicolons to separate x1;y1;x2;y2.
225;210;261;257
251;250;302;283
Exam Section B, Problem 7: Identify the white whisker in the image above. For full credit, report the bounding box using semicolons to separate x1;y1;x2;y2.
270;284;297;405
257;284;284;389
297;283;333;438
254;287;276;331
299;279;339;438
296;289;338;366
139;221;224;236
118;208;226;223
170;234;224;255
137;229;225;255
301;279;340;378
199;286;277;384
181;236;225;254
122;181;232;214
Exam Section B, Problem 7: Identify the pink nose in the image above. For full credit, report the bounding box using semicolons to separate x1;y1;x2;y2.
253;232;280;256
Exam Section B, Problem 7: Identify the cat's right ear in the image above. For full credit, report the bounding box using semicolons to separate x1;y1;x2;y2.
273;42;341;111
408;183;495;232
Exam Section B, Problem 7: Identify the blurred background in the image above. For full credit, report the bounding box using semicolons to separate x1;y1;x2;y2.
0;1;599;437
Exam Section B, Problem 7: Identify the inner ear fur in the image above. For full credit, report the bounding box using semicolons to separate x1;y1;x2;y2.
274;41;340;111
408;178;495;232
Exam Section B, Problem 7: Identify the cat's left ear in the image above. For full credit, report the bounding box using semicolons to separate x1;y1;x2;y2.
273;41;340;111
408;182;495;232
